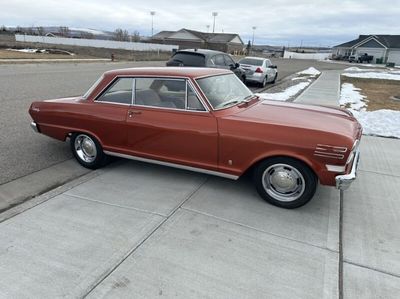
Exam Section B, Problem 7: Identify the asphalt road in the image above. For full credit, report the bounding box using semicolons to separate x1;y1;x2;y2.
0;59;348;185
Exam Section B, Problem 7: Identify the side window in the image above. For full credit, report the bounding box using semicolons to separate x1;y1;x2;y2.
187;84;206;111
224;55;235;66
96;78;133;104
214;55;225;66
135;78;185;109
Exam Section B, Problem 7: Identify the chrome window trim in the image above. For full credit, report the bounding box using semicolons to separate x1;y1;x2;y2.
132;77;209;113
93;75;209;113
94;77;133;105
131;78;136;105
103;150;239;180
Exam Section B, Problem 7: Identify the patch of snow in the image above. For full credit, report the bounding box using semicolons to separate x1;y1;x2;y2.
340;83;400;138
352;109;400;138
257;81;311;102
7;48;39;53
296;67;321;76
339;83;367;110
342;72;400;81
69;27;107;35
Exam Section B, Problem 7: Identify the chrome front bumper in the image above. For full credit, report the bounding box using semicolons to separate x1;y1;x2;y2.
30;121;39;133
335;149;360;190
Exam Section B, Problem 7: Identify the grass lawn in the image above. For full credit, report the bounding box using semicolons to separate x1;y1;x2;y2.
341;76;400;111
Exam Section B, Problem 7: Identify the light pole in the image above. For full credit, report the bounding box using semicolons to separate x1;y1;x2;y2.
212;12;218;33
252;26;256;46
150;11;156;37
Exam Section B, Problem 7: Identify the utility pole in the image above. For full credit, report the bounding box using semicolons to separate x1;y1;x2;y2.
252;26;256;54
150;11;156;37
212;12;218;33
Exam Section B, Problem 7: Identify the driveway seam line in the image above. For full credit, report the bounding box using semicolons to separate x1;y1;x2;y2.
82;178;209;298
338;190;344;299
359;169;400;178
63;193;166;217
181;206;338;254
343;260;400;279
0;170;102;224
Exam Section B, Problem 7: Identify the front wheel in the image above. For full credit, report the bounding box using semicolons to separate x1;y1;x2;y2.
254;157;317;209
70;133;108;169
271;73;278;84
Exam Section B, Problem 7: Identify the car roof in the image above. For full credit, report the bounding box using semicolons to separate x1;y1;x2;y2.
175;48;226;58
104;67;231;79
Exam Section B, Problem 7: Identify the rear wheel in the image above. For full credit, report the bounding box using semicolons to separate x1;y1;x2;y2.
254;157;317;208
271;73;278;84
70;133;107;169
260;76;268;88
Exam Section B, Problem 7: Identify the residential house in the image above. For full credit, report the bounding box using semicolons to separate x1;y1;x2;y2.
150;28;244;53
333;35;400;65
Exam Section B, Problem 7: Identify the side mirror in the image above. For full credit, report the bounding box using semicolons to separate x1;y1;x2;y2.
235;62;240;68
230;63;239;69
269;65;277;69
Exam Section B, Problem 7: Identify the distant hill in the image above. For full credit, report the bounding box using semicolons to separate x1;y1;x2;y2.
5;26;115;40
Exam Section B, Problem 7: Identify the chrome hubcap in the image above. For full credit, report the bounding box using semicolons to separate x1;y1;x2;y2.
262;163;305;202
74;134;97;163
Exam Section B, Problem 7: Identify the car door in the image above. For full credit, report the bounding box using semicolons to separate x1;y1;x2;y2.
264;59;276;82
125;77;218;171
223;54;241;77
90;77;132;150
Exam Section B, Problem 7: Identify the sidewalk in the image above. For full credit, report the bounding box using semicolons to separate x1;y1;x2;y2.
295;70;341;106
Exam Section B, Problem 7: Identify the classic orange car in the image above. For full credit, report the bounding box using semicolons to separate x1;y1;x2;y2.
29;67;362;208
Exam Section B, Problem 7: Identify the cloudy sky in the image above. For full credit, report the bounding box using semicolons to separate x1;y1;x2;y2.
2;0;400;46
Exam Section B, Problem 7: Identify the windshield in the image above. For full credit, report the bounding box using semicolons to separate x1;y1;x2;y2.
238;58;263;66
196;73;253;109
83;75;104;99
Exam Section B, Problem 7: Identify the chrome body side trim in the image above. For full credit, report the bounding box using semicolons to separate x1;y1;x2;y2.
335;149;360;190
30;121;39;133
103;150;239;180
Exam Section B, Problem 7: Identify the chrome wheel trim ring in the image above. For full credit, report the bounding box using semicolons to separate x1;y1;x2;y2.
261;163;306;202
263;76;267;86
74;134;97;163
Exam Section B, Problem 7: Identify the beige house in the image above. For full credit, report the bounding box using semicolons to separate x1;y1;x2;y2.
150;28;244;54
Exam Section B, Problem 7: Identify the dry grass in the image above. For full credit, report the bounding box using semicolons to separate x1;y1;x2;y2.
0;49;95;59
341;76;400;111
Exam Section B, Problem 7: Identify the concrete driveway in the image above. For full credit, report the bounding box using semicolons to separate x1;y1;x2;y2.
1;137;399;298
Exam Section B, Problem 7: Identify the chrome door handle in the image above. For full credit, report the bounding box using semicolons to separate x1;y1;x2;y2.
128;110;142;117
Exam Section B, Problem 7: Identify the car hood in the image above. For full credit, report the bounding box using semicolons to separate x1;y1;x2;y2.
229;100;361;140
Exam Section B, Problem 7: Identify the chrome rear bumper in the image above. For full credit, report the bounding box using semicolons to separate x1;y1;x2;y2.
30;121;39;133
335;149;360;190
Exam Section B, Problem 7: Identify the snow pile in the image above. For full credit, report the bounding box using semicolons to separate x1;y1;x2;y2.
342;72;400;81
340;83;400;138
258;81;311;102
297;67;321;76
339;83;367;110
7;48;40;53
352;109;400;138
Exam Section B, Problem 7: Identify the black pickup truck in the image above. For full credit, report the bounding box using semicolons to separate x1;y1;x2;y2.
349;53;374;63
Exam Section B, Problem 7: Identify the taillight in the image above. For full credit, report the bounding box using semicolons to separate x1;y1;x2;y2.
255;67;263;73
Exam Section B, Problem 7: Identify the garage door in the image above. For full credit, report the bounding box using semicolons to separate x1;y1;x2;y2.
388;51;400;65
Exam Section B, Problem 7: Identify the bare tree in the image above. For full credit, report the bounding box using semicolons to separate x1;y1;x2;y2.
1;25;7;32
58;26;70;37
16;26;23;33
80;32;94;39
26;27;35;35
113;28;129;41
132;30;140;42
36;26;45;36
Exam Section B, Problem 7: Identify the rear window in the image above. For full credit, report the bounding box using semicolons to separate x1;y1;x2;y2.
238;58;263;66
169;52;206;67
